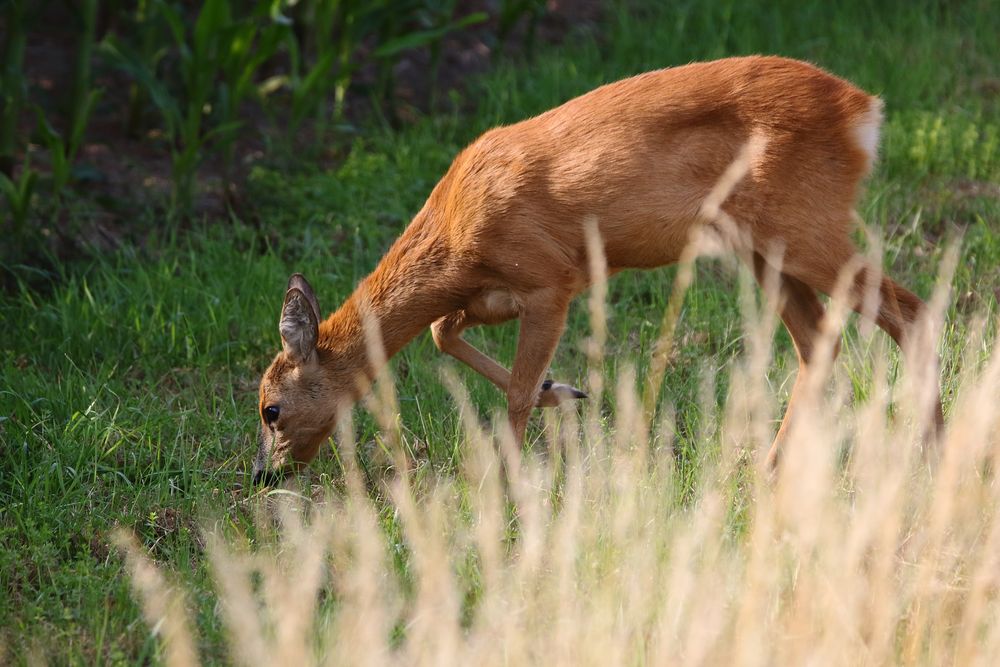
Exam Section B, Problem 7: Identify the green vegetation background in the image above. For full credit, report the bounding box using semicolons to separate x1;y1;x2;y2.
2;0;999;662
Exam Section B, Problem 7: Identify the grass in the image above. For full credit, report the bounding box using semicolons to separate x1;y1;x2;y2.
1;0;999;663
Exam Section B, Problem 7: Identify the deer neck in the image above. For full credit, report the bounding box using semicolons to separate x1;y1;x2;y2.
317;218;457;387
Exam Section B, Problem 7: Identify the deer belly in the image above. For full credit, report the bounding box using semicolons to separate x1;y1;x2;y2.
466;288;521;324
600;214;696;270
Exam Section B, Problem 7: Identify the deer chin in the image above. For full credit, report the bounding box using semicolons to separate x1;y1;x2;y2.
288;432;329;466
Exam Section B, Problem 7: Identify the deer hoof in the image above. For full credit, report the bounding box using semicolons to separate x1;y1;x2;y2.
536;379;588;408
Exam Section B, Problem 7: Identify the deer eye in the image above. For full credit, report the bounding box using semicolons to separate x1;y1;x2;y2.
263;405;280;425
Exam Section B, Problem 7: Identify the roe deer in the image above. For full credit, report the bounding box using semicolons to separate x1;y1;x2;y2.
252;56;944;484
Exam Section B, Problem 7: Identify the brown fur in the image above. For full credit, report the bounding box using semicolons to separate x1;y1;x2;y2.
254;56;944;478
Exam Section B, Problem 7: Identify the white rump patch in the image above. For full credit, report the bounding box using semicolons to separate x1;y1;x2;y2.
852;97;884;173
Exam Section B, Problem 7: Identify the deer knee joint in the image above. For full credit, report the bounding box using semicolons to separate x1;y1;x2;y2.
431;312;469;353
430;320;451;352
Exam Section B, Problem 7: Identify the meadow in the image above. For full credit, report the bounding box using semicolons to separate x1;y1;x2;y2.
2;0;1000;664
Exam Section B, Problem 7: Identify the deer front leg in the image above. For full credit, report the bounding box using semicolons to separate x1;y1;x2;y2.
506;291;574;444
431;310;585;409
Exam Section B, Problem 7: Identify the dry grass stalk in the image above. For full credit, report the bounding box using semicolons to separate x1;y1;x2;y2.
112;530;199;667
117;263;1000;665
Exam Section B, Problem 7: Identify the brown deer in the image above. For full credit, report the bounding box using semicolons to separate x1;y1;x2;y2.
252;56;944;484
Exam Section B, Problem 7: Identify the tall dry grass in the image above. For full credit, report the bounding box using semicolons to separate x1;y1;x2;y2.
117;248;1000;665
117;143;1000;665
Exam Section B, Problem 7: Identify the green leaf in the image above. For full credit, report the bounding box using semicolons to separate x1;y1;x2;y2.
100;37;181;135
194;0;230;59
34;108;63;151
291;51;335;124
69;88;101;159
298;52;335;100
155;0;187;49
373;12;488;58
0;172;18;202
0;154;37;226
201;119;244;146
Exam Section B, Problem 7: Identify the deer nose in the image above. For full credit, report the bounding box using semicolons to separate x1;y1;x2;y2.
253;425;278;486
252;446;281;486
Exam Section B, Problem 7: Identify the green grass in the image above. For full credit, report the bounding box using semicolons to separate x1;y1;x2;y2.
2;0;999;662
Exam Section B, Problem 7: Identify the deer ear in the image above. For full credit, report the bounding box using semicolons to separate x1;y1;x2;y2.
280;288;319;364
286;273;321;323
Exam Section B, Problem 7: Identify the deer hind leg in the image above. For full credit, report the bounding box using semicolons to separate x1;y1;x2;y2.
431;295;585;410
852;268;945;439
783;235;945;442
751;252;834;469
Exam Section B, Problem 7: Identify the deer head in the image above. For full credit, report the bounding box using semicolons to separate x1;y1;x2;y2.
253;274;342;485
